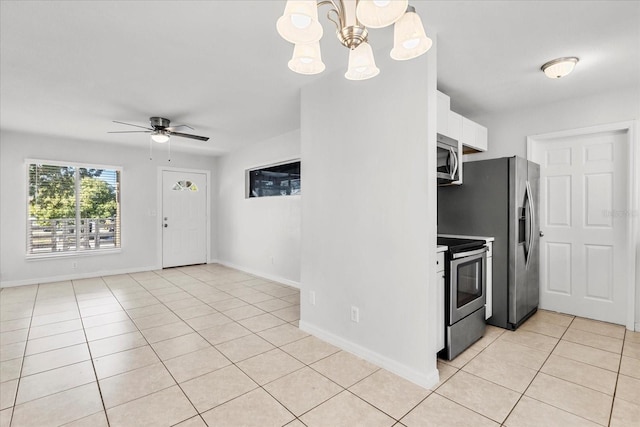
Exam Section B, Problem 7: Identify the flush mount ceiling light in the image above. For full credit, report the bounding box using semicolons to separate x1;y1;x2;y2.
541;57;579;79
277;0;432;81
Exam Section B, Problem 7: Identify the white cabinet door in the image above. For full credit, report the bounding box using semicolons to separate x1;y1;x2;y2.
437;91;451;136
448;111;462;141
436;252;445;351
461;117;488;153
475;124;488;152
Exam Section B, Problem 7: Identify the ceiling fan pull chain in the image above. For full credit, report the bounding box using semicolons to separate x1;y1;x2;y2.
168;138;171;162
149;138;153;160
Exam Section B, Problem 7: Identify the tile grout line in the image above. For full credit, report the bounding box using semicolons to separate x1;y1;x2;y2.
97;267;304;425
499;315;577;425
144;266;356;424
157;267;313;425
6;282;40;427
500;315;620;426
605;328;627;427
71;277;113;427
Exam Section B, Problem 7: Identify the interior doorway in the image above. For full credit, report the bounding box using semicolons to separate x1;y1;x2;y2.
528;122;637;329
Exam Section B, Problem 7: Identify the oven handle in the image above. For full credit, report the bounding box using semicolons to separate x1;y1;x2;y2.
452;246;488;259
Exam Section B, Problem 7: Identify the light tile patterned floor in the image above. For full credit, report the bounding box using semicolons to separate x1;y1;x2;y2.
0;264;638;426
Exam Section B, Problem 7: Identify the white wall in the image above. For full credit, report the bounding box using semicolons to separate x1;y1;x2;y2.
299;45;439;388
465;86;640;329
0;130;218;286
467;86;639;161
216;130;301;286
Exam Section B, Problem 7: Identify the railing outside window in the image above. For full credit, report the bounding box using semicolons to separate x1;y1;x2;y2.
28;217;119;253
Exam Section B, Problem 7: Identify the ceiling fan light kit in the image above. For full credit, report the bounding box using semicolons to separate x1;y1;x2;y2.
151;130;170;143
541;57;579;79
108;116;210;161
277;0;432;80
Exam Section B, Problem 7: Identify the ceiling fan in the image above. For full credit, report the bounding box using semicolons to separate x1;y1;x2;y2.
109;117;209;161
108;117;210;142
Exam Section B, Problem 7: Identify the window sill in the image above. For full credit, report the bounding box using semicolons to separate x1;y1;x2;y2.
26;249;122;261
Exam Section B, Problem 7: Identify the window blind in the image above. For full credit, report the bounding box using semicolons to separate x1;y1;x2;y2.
28;162;121;255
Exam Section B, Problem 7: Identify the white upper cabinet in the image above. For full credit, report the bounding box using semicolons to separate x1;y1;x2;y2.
436;90;488;153
437;91;451;136
461;116;488;154
447;111;462;141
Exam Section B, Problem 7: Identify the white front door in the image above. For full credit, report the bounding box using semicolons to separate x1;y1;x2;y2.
530;130;629;324
162;170;207;268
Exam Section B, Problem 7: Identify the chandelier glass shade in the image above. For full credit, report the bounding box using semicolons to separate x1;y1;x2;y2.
277;0;431;81
276;0;324;44
390;8;432;61
355;0;408;29
288;42;326;74
345;42;380;80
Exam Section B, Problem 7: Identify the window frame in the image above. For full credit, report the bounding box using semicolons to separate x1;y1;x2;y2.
245;159;301;199
25;159;123;259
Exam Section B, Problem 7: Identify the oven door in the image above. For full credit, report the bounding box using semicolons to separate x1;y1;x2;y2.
448;248;487;324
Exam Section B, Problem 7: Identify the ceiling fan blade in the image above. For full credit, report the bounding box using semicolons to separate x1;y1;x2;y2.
169;131;210;142
166;124;195;132
108;130;152;133
112;120;153;130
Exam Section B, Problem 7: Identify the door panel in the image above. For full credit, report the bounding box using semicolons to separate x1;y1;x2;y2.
531;130;628;324
162;171;207;268
546;243;572;295
585;245;613;301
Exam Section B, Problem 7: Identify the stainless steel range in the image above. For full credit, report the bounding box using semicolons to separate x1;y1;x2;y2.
437;237;487;360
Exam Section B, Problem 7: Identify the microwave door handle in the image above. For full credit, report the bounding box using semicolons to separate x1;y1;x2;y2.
449;147;458;180
525;181;535;268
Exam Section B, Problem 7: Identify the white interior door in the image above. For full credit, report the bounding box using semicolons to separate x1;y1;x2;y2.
162;170;207;268
530;130;629;324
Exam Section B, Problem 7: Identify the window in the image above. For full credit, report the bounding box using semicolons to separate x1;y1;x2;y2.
247;161;301;198
172;180;199;192
27;161;121;255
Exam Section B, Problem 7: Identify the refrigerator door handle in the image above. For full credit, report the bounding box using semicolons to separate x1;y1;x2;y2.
525;180;535;269
449;147;458;180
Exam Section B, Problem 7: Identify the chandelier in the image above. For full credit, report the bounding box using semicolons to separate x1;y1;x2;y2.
276;0;432;81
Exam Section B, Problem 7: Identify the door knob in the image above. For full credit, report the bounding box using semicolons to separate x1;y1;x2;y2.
539;231;544;237
164;224;168;228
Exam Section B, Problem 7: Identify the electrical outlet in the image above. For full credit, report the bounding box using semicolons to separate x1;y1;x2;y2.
72;261;78;269
309;290;316;306
350;306;360;323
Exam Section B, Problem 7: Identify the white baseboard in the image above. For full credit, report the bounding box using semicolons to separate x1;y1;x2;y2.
0;265;160;288
299;320;439;390
215;260;300;289
0;260;300;289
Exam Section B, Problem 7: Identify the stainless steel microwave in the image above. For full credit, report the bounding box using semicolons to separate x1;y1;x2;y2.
437;133;459;185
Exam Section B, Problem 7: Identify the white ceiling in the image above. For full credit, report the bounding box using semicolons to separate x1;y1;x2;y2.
1;1;638;155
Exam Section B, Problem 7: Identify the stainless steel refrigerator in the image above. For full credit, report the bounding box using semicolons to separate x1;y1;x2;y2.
438;156;540;330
